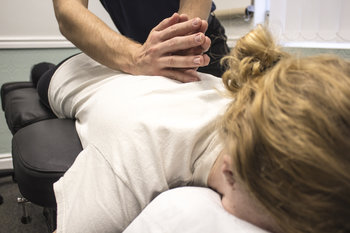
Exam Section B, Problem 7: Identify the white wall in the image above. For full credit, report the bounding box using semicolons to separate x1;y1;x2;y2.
2;0;349;49
0;0;253;49
217;0;350;49
269;0;350;48
214;0;251;10
0;0;116;48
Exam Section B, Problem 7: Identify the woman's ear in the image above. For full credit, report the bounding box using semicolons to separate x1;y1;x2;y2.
222;155;235;187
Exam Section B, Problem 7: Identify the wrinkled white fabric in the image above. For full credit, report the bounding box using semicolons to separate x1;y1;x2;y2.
124;187;269;233
49;53;230;233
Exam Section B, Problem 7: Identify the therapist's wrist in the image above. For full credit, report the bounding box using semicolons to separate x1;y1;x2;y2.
128;43;145;75
111;39;142;75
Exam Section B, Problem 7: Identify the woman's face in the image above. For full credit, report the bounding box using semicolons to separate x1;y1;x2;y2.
220;155;279;233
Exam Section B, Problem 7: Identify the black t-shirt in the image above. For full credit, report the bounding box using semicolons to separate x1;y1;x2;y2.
99;0;215;43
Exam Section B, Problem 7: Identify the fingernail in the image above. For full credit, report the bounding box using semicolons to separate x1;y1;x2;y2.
192;18;200;26
195;34;202;43
194;57;201;65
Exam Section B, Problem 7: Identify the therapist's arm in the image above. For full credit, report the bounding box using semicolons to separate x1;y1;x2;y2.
179;0;212;21
52;0;210;82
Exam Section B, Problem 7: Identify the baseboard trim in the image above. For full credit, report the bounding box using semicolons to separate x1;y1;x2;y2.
0;153;13;170
0;36;75;49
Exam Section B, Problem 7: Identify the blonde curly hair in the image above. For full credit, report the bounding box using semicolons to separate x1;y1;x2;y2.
220;25;350;233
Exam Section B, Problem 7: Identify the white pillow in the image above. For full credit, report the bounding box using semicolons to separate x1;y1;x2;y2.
123;187;269;233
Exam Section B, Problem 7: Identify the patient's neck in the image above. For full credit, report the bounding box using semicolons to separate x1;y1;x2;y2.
207;150;226;195
207;151;281;233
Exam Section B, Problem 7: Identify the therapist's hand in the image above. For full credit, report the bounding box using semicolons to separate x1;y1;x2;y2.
131;13;211;82
172;14;210;66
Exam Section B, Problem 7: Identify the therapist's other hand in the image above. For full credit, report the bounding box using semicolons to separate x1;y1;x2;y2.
131;13;211;82
174;14;210;62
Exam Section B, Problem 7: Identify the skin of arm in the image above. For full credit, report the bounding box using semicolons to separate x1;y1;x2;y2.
179;0;212;21
52;0;211;82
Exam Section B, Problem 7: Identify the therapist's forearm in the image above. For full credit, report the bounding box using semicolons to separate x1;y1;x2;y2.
178;0;212;21
53;0;138;73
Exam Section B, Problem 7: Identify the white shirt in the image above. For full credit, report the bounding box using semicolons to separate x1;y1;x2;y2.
49;53;231;233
